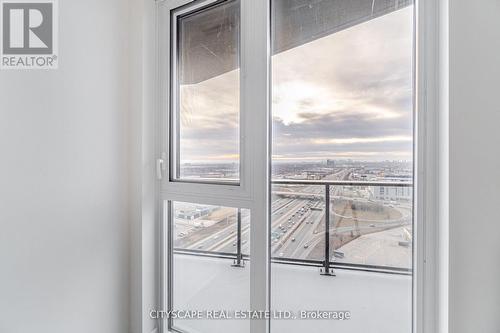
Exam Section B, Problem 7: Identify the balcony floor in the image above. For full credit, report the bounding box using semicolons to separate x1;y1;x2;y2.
172;254;412;333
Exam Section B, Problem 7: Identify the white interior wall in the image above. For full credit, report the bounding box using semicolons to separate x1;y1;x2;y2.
449;0;500;332
0;0;131;332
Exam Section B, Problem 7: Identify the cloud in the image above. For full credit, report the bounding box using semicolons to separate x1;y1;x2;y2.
178;6;414;163
312;136;412;145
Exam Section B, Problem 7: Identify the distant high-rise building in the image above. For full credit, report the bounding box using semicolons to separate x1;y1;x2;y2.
374;185;412;201
326;159;336;167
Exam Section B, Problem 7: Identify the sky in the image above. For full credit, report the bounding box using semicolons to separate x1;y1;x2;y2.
179;6;414;164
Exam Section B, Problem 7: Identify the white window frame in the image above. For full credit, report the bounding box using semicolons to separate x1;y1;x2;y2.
159;0;260;204
414;0;449;332
157;0;270;333
169;0;242;187
150;0;449;333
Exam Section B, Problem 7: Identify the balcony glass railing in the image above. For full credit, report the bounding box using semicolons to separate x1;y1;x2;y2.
173;180;413;275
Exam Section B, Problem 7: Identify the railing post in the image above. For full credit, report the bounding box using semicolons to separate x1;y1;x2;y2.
320;184;335;276
232;208;245;267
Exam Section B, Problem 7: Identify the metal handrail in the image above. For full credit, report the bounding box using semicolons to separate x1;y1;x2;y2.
271;179;412;187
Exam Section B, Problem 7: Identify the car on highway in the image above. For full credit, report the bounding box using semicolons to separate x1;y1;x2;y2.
291;238;296;242
333;251;345;259
304;244;309;249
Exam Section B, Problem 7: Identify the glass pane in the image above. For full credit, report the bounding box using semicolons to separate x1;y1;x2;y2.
331;183;413;270
170;201;250;333
174;0;240;182
271;184;325;261
271;0;415;332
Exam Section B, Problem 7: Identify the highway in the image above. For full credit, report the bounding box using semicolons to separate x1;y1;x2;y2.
174;168;413;261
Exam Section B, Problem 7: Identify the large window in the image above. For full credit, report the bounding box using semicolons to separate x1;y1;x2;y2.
270;3;414;332
159;0;416;333
271;0;414;269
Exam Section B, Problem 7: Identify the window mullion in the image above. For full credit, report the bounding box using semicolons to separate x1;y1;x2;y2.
241;0;271;332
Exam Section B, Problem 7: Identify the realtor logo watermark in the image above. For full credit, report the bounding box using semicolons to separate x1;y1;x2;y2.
1;0;58;69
